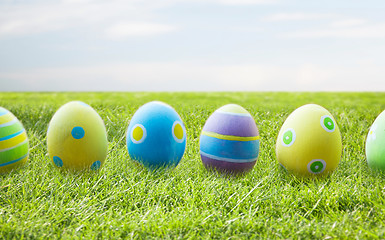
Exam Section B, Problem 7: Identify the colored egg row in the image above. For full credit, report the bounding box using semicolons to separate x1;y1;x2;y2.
0;101;384;178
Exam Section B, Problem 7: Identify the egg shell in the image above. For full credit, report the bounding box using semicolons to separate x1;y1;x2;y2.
366;110;385;170
47;101;108;171
126;101;187;169
0;107;29;173
199;104;260;173
276;104;342;177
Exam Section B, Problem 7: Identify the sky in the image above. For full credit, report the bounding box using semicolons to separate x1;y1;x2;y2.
0;0;385;91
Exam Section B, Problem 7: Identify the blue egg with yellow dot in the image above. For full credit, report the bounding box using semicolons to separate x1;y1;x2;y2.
126;101;187;169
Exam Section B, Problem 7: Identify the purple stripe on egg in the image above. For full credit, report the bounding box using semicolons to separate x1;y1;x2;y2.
201;155;256;173
203;112;259;137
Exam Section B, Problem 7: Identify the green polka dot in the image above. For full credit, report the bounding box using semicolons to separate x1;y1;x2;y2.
323;117;334;131
310;161;324;173
283;130;293;145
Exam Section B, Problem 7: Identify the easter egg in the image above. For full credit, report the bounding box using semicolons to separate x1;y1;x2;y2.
0;107;29;173
199;104;260;173
47;101;108;171
276;104;342;177
366;110;385;170
126;101;187;169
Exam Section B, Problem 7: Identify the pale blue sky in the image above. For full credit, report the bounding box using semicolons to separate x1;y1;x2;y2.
1;0;385;91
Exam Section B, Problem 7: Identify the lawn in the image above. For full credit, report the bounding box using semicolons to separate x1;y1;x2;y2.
1;92;385;239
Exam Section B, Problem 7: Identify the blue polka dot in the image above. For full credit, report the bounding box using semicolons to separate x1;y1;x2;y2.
91;161;101;170
71;126;85;139
53;156;63;167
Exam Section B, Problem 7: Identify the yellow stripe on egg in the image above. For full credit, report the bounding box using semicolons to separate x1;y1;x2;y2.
0;123;24;139
0;112;15;125
0;140;29;164
0;118;18;128
201;131;260;141
0;139;28;153
0;131;28;149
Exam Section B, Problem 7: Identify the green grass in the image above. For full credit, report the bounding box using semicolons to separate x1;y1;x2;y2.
1;92;385;239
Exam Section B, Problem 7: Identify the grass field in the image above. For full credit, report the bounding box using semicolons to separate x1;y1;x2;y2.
1;92;385;239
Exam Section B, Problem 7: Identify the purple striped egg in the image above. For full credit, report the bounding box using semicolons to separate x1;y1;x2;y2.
199;104;260;174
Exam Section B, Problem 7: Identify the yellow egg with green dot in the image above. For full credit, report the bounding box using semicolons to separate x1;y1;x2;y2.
276;104;342;177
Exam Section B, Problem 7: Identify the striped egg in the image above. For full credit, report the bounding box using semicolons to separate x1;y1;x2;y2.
199;104;260;173
0;107;29;173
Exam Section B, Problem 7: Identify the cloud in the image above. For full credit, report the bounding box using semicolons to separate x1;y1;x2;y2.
1;62;384;91
0;0;278;38
105;22;177;39
262;13;334;22
293;63;385;91
215;0;278;5
0;63;275;91
330;18;367;28
263;12;384;39
284;22;385;39
0;1;169;38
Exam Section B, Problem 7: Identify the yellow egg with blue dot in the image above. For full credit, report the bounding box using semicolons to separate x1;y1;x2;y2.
0;107;29;173
47;101;108;171
276;104;342;177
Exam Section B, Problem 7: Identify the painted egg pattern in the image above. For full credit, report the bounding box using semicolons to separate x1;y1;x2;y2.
366;110;385;170
47;101;108;171
0;107;29;173
199;104;260;173
126;101;187;169
276;104;342;176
